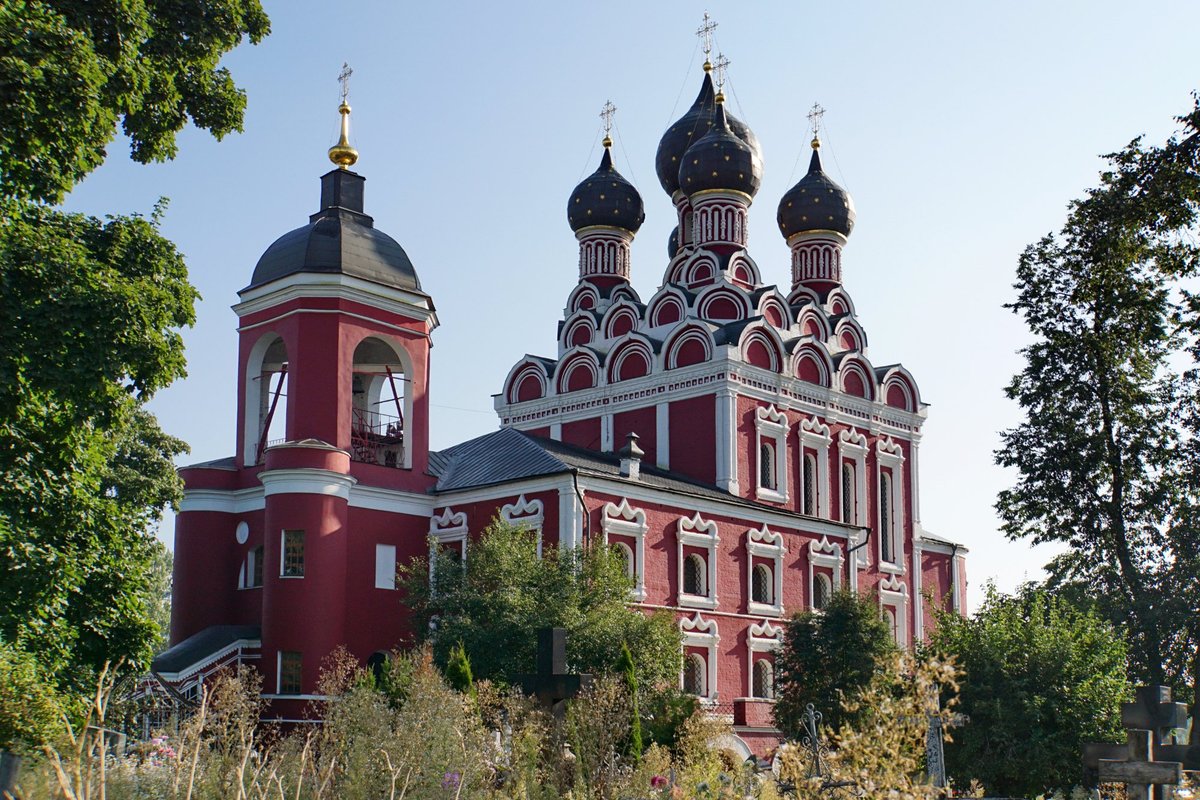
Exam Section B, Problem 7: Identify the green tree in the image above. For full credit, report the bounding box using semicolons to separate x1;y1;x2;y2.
444;641;476;700
0;0;269;717
616;642;643;761
403;520;682;691
0;0;270;204
995;98;1200;737
926;586;1129;797
773;589;897;738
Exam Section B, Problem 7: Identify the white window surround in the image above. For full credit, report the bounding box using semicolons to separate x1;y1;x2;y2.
808;536;845;609
876;437;906;573
500;494;545;557
681;613;720;701
754;406;789;503
746;525;785;617
428;507;468;581
838;428;869;567
677;513;720;610
745;620;783;699
374;543;397;590
798;417;832;519
752;658;776;700
878;573;910;648
602;498;647;601
280;529;304;579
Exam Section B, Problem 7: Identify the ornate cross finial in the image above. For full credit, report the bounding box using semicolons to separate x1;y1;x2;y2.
696;12;717;61
338;62;353;105
600;100;616;146
713;53;730;93
807;102;825;148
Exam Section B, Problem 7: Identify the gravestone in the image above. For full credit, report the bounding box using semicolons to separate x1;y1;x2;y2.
1082;686;1196;800
518;627;593;715
925;688;968;789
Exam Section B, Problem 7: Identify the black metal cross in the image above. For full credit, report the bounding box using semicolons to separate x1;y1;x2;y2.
518;627;593;715
1083;686;1194;800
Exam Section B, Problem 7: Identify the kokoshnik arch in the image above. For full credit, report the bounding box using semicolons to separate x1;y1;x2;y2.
159;42;967;757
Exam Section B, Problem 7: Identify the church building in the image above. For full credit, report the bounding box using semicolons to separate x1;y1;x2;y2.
157;42;967;756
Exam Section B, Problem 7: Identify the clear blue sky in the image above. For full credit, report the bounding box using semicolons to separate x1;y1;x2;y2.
61;1;1200;605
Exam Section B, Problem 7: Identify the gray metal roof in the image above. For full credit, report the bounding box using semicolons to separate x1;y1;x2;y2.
151;625;261;675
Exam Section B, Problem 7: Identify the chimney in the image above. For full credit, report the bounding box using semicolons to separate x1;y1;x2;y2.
619;432;644;480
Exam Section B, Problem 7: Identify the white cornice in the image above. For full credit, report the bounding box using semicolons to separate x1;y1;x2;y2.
349;484;435;516
234;273;438;329
179;487;265;514
259;468;357;500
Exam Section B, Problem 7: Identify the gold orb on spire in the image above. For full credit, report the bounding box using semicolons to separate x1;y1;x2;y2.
328;63;359;169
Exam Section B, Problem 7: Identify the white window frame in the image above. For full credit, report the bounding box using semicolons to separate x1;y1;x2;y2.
838;428;869;567
374;543;397;590
876;437;906;573
602;499;647;601
878;573;910;647
808;536;845;610
677;512;719;610
798;417;832;518
746;525;785;617
277;650;302;696
752;658;776;700
428;507;468;582
280;529;304;578
681;613;720;701
745;620;782;699
501;494;545;557
755;406;789;503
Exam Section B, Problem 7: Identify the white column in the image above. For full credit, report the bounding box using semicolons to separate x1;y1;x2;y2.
558;483;581;550
715;388;739;494
601;414;614;452
912;538;924;641
656;402;670;470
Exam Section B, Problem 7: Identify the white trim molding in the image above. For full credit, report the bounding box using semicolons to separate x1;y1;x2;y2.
838;428;869;580
500;494;545;557
746;525;785;617
715;388;740;494
601;499;648;600
429;507;468;579
677;512;720;610
746;620;783;699
798;416;832;519
878;573;911;648
259;468;356;500
680;612;720;701
808;536;845;609
875;436;906;572
754;406;790;503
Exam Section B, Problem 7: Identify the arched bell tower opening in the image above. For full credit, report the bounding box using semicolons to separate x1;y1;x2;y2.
243;334;290;466
349;336;411;469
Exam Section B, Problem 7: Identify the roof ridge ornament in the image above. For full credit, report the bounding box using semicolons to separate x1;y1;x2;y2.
328;62;359;169
807;102;825;150
713;52;730;104
600;99;616;149
696;11;717;70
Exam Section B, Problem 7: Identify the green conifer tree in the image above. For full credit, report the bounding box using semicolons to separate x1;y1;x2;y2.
616;642;642;761
444;641;476;700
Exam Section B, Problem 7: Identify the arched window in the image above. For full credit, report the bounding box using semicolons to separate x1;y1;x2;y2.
613;542;634;580
883;607;899;643
752;659;774;699
752;563;773;605
683;553;706;596
249;336;289;465
880;472;894;563
759;442;776;490
350;337;408;468
841;463;855;524
813;573;832;610
683;653;707;696
802;453;817;516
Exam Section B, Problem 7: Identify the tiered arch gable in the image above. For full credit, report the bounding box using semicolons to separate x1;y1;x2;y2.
835;352;876;400
825;287;857;317
738;321;785;372
566;282;600;314
559;309;599;351
682;250;721;289
664;322;715;370
727;252;762;288
554;348;602;393
696;284;751;322
646;286;690;328
793;304;831;340
787;285;821;309
601;300;643;340
833;317;868;353
756;290;792;331
609;284;642;307
877;365;922;412
790;340;834;387
503;357;553;403
606;334;656;383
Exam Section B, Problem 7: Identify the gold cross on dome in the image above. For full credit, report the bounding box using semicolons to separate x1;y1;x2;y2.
807;102;825;137
338;62;353;105
600;100;617;138
713;53;730;92
696;12;717;60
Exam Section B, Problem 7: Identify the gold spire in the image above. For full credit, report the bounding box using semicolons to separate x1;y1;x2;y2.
328;63;359;169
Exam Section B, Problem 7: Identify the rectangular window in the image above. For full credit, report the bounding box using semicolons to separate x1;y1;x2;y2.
252;545;264;587
375;543;397;590
282;529;305;577
841;463;855;523
278;651;302;695
802;453;816;516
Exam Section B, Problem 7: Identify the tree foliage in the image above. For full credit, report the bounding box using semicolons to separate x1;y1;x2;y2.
926;586;1129;797
995;97;1200;736
0;0;269;203
403;520;682;691
773;589;897;738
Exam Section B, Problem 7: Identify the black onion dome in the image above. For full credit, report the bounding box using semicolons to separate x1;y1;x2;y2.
250;169;422;293
667;225;679;259
567;146;645;234
655;71;762;196
677;102;762;199
777;146;856;240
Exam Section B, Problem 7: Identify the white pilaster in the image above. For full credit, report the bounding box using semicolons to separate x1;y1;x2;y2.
656;402;670;470
601;414;614;452
715;388;739;494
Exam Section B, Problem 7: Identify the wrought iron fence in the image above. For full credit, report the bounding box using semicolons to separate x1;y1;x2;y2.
350;407;404;467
